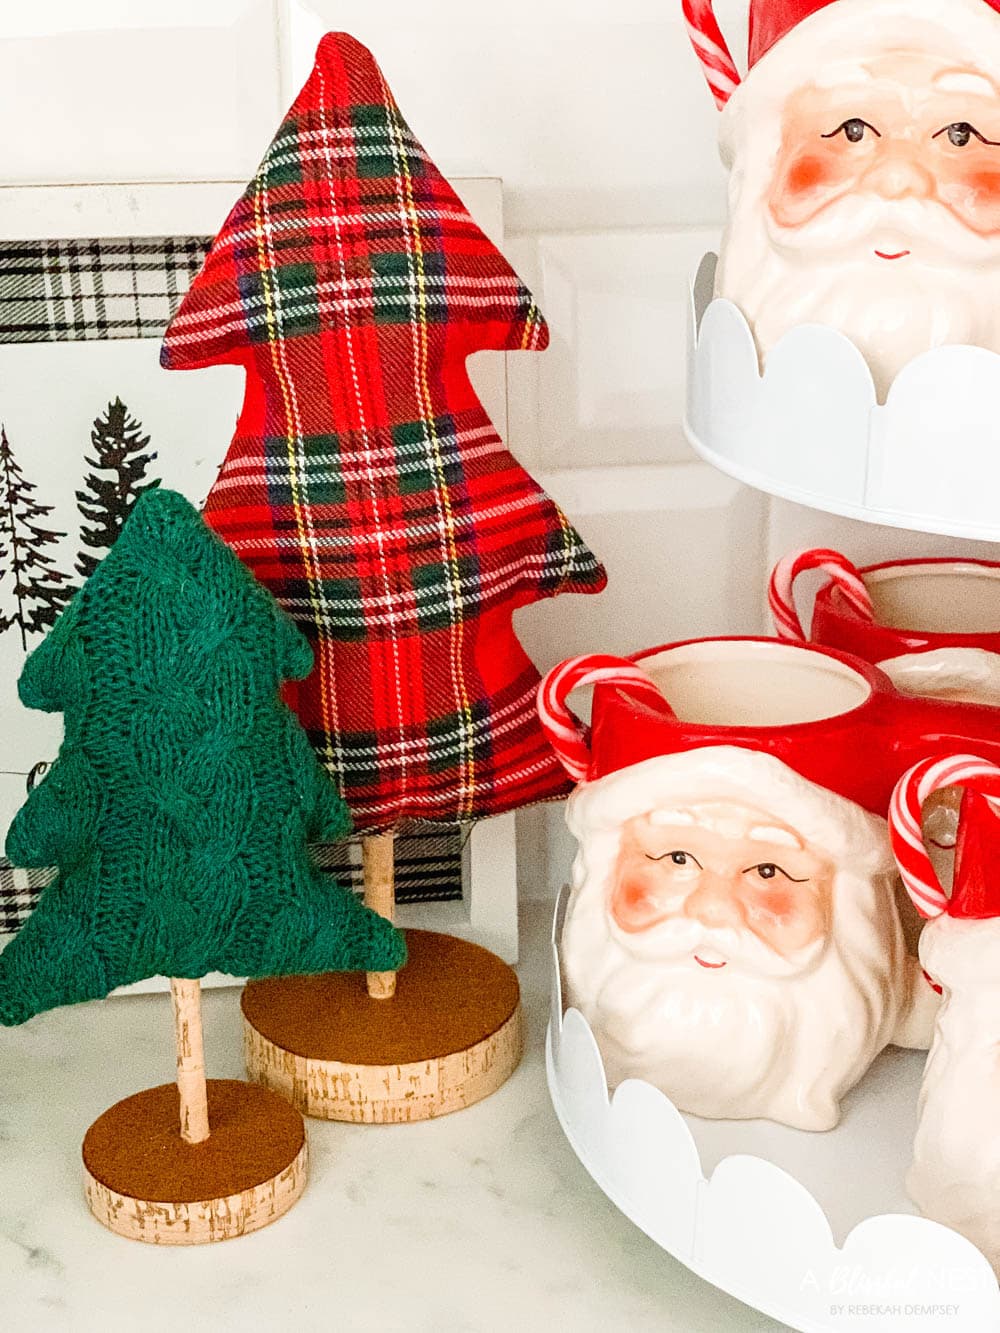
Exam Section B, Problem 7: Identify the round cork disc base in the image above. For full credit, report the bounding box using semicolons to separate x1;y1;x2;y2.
82;1079;307;1245
241;929;524;1123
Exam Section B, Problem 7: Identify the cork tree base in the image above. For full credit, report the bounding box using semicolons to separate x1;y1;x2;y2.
241;930;524;1123
82;1079;307;1244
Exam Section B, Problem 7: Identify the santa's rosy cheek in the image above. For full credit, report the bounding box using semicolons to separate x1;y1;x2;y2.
611;873;666;934
744;888;825;956
769;152;853;227
748;886;796;920
969;169;1000;197
941;170;1000;235
787;155;830;194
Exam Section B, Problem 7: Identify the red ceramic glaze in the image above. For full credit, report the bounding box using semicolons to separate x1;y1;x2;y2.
812;558;1000;663
749;0;838;66
749;0;1000;68
952;790;1000;919
587;637;1000;819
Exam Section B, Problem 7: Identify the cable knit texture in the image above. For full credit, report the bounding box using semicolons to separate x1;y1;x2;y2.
0;488;406;1025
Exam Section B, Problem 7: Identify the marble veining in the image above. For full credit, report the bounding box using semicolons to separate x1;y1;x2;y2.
0;904;785;1332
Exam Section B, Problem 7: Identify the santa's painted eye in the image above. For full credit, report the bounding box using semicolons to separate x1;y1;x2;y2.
933;122;1000;148
645;849;702;868
823;118;879;144
743;862;810;884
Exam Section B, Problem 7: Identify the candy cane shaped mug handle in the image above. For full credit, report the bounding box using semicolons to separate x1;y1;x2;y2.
682;0;741;109
537;655;674;783
769;548;875;643
889;753;1000;920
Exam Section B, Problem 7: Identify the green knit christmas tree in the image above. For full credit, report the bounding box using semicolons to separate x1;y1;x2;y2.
0;487;406;1026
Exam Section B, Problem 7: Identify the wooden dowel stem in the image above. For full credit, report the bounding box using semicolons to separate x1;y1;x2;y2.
170;977;210;1144
363;832;397;1000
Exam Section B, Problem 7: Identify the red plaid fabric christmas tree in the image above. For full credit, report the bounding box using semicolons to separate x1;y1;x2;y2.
162;33;606;830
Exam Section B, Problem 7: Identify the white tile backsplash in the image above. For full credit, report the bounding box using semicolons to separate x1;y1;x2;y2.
509;230;720;469
286;0;736;233
516;463;768;670
2;0;263;36
0;0;279;184
765;499;1000;571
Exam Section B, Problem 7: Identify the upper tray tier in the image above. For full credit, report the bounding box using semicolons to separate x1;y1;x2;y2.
685;255;1000;543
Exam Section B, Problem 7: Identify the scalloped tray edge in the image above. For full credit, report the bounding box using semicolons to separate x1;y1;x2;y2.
684;255;1000;542
546;887;1000;1332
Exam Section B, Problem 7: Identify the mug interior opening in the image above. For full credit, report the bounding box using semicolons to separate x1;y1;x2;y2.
638;640;871;727
865;563;1000;635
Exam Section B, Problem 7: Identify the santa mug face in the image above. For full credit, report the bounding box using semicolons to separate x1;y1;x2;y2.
539;644;978;1125
557;744;923;1130
611;802;833;974
716;0;1000;395
770;55;1000;244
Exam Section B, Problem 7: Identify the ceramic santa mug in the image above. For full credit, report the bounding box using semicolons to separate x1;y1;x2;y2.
770;548;1000;706
771;546;1000;855
890;753;1000;1272
687;0;1000;398
538;638;1000;1131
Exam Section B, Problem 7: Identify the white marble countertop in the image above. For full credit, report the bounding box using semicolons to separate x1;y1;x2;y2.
0;902;785;1333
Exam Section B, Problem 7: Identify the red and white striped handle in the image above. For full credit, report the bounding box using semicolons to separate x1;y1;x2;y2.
537;655;672;783
769;548;875;642
682;0;741;109
890;754;1000;919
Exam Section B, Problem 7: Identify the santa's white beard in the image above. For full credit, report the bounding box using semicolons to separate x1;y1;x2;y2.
562;881;904;1131
717;194;1000;399
583;945;795;1117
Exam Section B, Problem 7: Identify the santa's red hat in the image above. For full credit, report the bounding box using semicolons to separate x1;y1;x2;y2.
951;791;1000;919
538;643;1000;820
684;0;1000;108
751;0;1000;67
750;1;841;67
566;740;894;880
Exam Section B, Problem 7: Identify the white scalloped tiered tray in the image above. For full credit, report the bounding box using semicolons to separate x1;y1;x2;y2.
684;254;1000;543
545;888;1000;1332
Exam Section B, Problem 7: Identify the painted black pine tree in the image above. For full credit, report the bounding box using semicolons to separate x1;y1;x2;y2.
0;425;74;651
75;397;158;579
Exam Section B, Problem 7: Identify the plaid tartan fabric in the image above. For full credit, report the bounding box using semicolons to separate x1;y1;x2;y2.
0;864;55;934
0;238;208;342
162;32;607;829
311;827;466;903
